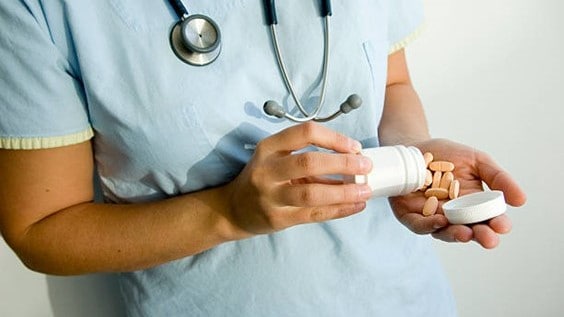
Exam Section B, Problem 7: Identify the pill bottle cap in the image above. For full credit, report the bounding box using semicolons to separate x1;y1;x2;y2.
442;190;507;225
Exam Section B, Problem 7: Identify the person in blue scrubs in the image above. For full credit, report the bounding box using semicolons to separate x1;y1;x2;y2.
0;0;526;316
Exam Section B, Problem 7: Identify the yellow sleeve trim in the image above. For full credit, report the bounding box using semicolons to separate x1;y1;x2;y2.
0;127;94;150
389;23;426;55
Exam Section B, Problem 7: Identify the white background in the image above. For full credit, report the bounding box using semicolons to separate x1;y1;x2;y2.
1;0;563;315
410;0;564;316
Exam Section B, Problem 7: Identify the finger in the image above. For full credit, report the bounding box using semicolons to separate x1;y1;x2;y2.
276;183;372;207
260;122;362;154
475;151;527;207
431;225;473;243
290;176;344;185
274;152;372;181
488;214;512;234
472;224;500;249
398;213;449;235
293;202;367;224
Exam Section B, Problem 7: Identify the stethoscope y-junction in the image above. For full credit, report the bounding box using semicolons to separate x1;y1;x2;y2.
167;0;362;123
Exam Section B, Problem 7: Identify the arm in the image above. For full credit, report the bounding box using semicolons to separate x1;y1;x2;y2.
381;49;526;248
378;49;430;146
0;124;372;275
0;141;233;274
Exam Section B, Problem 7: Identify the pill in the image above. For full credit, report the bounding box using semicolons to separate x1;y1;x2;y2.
449;179;460;200
422;196;439;216
425;169;433;187
419;153;461;213
431;171;442;188
423;152;434;167
425;187;449;200
440;171;454;190
429;161;455;172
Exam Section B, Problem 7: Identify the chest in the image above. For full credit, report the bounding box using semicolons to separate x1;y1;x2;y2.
56;0;392;199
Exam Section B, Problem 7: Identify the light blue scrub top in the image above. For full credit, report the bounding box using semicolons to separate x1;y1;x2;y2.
0;0;456;316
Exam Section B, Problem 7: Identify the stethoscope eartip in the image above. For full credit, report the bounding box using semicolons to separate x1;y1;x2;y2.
263;100;286;118
347;94;362;107
340;94;363;113
168;0;360;123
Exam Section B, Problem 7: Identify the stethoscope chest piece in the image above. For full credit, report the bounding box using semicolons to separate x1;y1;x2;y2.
170;14;221;66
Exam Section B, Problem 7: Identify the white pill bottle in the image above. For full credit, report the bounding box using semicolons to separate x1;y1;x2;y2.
347;145;427;198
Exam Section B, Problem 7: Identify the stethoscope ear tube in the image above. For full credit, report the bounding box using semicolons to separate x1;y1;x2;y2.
167;0;357;122
264;0;331;25
321;0;332;17
263;0;278;25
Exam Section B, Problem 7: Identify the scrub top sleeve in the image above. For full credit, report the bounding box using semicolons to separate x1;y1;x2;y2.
0;2;93;150
387;0;425;54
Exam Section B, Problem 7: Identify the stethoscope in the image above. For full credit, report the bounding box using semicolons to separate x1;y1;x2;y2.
167;0;362;123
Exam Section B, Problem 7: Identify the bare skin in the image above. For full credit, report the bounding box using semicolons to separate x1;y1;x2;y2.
381;50;527;249
0;123;372;275
0;49;526;277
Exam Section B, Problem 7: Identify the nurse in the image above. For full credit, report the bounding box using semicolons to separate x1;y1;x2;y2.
0;0;526;316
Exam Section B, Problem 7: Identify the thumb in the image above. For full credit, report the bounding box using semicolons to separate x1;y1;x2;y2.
475;151;527;207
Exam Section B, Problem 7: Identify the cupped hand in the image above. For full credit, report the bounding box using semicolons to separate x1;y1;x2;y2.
389;138;526;249
223;122;373;238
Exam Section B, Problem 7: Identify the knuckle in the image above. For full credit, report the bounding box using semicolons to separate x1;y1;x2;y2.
342;186;358;202
343;154;356;170
269;211;293;231
308;204;362;223
308;207;328;222
249;167;267;189
299;122;319;140
333;131;348;146
263;213;280;230
298;187;319;205
253;140;270;158
477;150;493;164
335;204;363;219
295;152;318;173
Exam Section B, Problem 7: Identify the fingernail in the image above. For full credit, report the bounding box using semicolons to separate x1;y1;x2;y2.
360;156;372;171
433;219;448;229
360;185;373;199
351;140;362;153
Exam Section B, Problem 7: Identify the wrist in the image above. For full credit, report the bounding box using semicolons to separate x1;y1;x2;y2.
378;133;431;147
208;184;254;243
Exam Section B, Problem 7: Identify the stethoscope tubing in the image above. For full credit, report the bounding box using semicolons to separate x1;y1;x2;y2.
268;17;332;122
169;0;190;19
263;0;348;123
263;0;333;24
169;0;357;123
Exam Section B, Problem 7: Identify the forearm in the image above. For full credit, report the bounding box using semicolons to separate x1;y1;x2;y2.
378;49;430;146
378;82;431;146
2;124;372;276
16;185;240;275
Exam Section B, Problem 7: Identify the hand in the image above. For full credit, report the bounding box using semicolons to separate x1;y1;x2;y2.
223;122;373;237
389;138;527;249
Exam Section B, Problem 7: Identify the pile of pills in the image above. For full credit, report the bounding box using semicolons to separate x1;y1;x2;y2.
420;152;460;216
